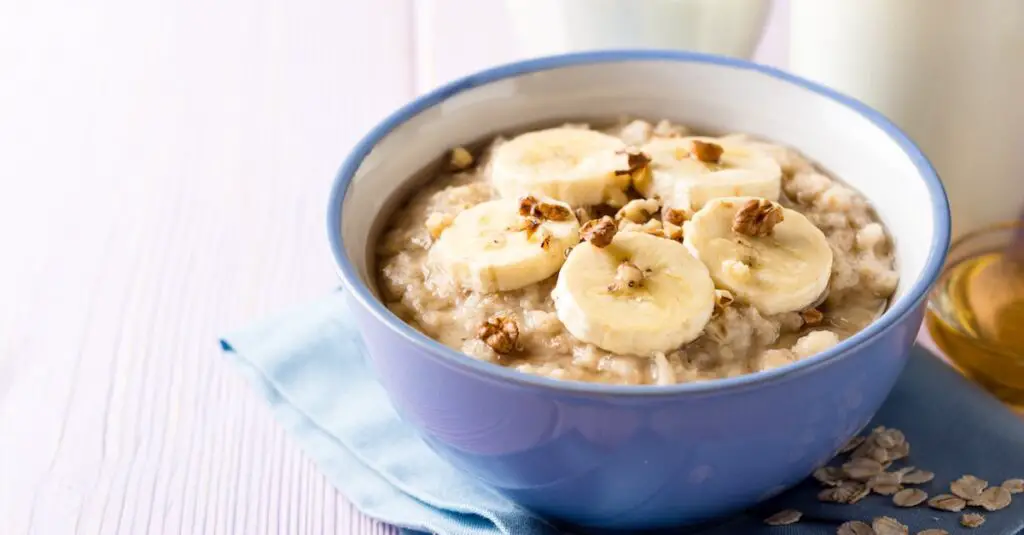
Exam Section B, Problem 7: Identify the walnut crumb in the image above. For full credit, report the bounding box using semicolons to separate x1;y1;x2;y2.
580;216;617;248
508;217;542;239
540;235;552;250
733;199;784;237
663;207;689;226
518;195;572;221
801;308;824;326
425;212;454;240
449;146;474;170
690;140;724;164
614;148;652;191
714;289;734;316
478;315;519;354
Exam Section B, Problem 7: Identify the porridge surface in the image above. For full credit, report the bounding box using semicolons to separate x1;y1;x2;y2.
375;119;898;385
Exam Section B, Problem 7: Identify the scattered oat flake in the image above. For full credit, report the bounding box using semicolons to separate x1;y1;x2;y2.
837;520;874;535
819;481;869;504
875;429;904;449
960;513;985;528
813;466;845;487
843;458;885;481
901;469;934;485
888;441;910;461
951;475;988;500
917;530;949;535
928;494;967;512
839;435;866;454
872;516;908;535
971;485;1012;511
873;483;902;496
764;509;802;526
893;488;928;507
1002;478;1024;494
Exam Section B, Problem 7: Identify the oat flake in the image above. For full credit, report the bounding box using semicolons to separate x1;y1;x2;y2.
813;466;845;487
971;485;1011;511
837;520;874;535
960;512;985;528
872;516;908;535
917;530;949;535
893;488;928;507
901;469;934;485
928;494;967;512
819;481;869;504
843;458;885;481
1002;478;1024;494
951;475;988;500
763;509;802;526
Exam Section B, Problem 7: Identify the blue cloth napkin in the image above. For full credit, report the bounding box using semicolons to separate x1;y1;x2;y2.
221;293;1024;534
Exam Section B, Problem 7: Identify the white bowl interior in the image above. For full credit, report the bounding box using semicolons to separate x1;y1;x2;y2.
341;59;936;311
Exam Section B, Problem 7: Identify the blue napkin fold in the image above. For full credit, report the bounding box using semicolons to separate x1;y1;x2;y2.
221;293;1024;535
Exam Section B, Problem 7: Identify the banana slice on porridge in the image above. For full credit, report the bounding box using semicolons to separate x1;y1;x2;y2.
637;136;782;214
552;228;716;355
428;196;579;292
490;127;630;206
684;197;833;315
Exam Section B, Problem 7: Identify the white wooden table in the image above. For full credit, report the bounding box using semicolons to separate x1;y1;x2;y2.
0;2;805;534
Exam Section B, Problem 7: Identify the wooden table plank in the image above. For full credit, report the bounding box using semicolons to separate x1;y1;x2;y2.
0;1;413;533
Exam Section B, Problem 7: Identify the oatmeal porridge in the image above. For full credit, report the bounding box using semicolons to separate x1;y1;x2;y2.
375;118;899;385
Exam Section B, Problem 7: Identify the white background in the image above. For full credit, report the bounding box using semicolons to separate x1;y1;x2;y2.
0;1;814;534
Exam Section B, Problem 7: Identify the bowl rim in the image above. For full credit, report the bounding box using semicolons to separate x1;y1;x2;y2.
327;49;951;396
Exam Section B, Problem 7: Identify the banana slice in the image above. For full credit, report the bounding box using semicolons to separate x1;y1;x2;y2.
490;127;630;206
428;197;579;293
684;197;833;315
638;136;782;213
552;231;716;355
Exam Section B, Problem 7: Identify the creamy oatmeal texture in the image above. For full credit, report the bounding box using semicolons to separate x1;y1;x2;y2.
376;119;898;385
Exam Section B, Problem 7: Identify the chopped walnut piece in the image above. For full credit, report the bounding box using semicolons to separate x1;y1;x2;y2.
663;207;689;226
536;201;572;221
801;308;824;326
478;315;519;354
508;217;542;239
608;261;644;292
449;146;474;170
614;148;653;192
643;226;683;242
540;234;552;250
714;289;734;315
518;195;572;221
732;199;784;237
425;212;454;239
690;140;724;164
580;216;617;248
518;195;539;217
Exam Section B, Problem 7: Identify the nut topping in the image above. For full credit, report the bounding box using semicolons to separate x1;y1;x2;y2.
508;217;542;239
580;216;617;248
449;146;474;170
478;315;519;355
663;207;689;226
690;140;724;164
733;199;784;237
801;308;824;326
614;148;652;190
518;195;572;221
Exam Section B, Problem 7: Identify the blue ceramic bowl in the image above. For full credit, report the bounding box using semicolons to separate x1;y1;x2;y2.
328;51;950;529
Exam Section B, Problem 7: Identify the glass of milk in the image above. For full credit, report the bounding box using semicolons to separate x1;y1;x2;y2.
505;0;772;59
788;0;1024;238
